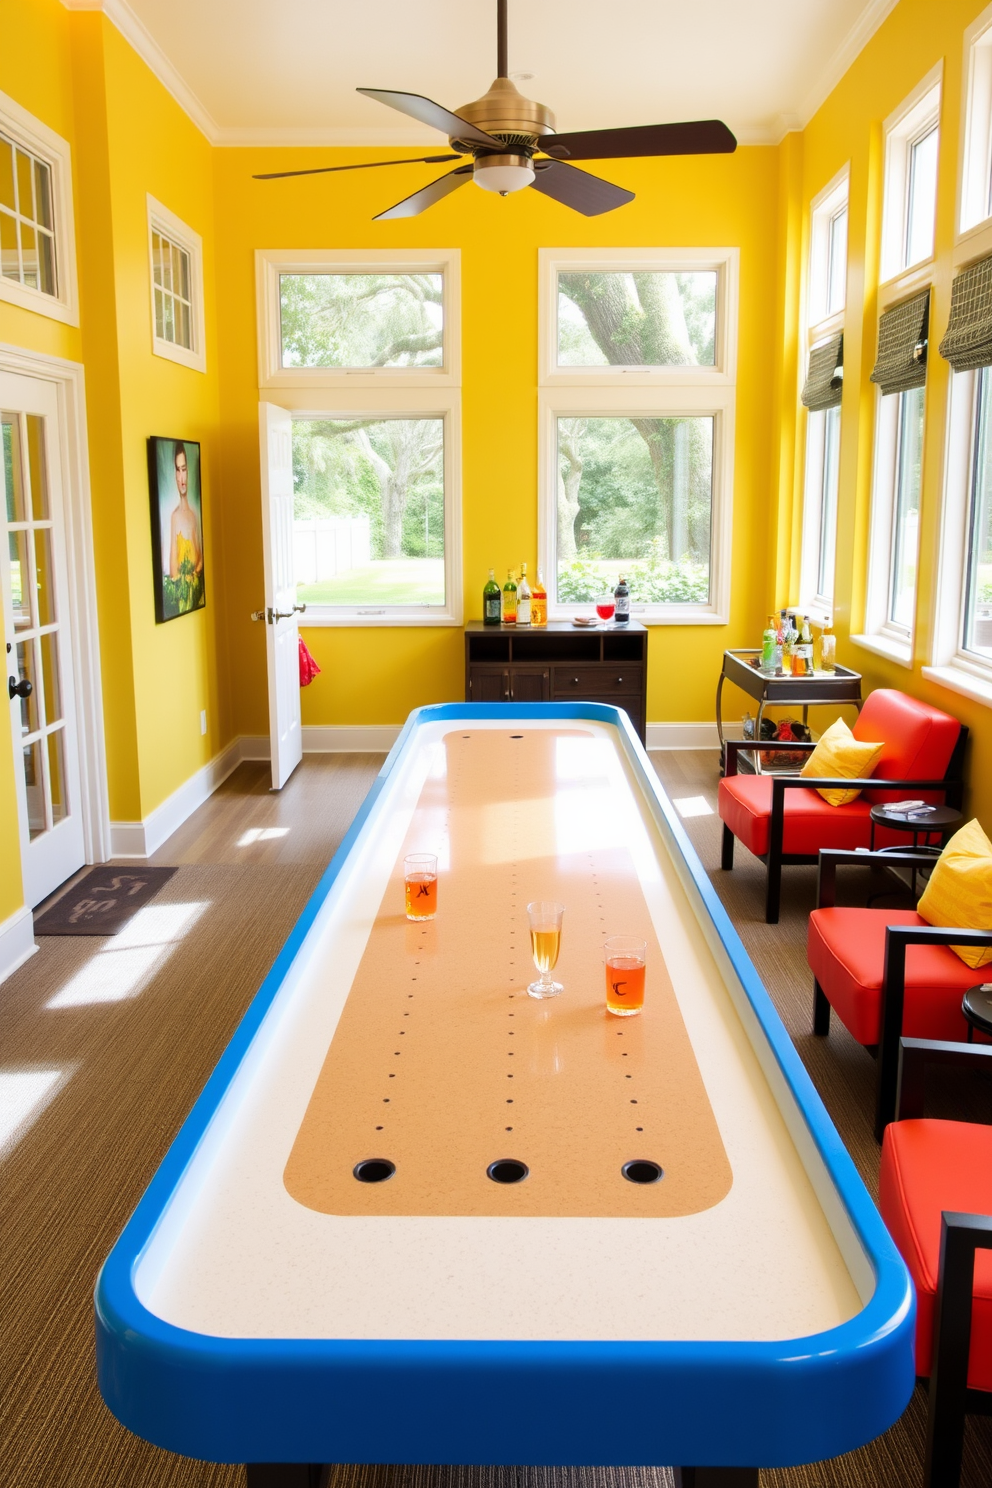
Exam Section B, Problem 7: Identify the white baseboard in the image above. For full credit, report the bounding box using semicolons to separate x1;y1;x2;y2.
303;725;401;753
0;905;38;988
646;722;726;750
109;737;244;858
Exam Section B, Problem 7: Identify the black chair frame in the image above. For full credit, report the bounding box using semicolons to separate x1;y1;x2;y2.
922;1209;992;1488
721;730;967;924
812;848;992;1137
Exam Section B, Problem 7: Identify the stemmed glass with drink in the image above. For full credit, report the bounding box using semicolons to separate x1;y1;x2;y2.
595;595;616;622
526;901;564;998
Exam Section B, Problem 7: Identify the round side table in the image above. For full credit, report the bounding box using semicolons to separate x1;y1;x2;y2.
868;804;963;898
963;983;992;1043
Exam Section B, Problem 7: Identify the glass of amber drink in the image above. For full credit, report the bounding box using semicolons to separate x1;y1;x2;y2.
527;901;565;998
404;854;438;921
604;936;646;1016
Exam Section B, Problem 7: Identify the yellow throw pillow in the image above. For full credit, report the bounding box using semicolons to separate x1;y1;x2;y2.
917;818;992;969
799;716;884;806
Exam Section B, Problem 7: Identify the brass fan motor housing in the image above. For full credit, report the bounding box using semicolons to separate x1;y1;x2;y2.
452;76;556;154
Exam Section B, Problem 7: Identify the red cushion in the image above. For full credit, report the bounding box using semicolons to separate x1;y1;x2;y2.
852;690;960;804
879;1120;992;1391
718;774;874;857
807;908;981;1045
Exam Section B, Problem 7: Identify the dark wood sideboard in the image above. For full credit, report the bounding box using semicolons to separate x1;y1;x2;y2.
464;621;648;743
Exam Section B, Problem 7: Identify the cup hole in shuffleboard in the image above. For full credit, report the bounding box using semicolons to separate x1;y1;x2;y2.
353;1159;396;1184
510;734;523;739
487;1158;529;1184
622;1160;664;1185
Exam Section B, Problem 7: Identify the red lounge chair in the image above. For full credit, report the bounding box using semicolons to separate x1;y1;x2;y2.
718;689;965;923
879;1120;992;1487
808;846;992;1136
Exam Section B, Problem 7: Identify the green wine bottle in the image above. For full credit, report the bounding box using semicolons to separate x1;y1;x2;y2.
483;569;501;626
502;569;518;625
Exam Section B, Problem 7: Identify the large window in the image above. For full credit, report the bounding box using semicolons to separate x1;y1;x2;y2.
962;368;992;658
0;89;77;326
539;249;737;624
800;169;848;617
258;251;461;626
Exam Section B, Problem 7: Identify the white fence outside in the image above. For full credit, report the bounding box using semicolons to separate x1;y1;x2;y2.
294;516;371;585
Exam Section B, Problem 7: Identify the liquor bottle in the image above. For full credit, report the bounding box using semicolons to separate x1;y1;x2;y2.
819;621;837;672
531;569;548;627
783;613;797;673
614;574;630;624
517;563;532;625
483;569;501;626
796;616;814;676
761;615;777;671
502;569;518;625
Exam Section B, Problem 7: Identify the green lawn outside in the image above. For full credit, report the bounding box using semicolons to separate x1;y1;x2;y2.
297;558;445;606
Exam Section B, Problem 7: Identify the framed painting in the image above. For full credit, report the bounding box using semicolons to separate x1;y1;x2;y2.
148;436;205;622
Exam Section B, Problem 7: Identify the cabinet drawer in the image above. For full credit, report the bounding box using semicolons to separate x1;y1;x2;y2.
553;665;643;696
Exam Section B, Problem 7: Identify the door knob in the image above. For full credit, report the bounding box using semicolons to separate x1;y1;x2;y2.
8;675;32;701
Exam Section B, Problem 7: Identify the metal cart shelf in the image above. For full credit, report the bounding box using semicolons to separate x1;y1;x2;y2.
716;649;863;773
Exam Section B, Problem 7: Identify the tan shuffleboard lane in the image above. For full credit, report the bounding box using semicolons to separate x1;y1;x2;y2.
285;729;732;1218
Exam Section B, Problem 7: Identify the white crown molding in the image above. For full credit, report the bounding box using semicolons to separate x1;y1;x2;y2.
213;126;440;148
797;0;903;134
61;0;221;144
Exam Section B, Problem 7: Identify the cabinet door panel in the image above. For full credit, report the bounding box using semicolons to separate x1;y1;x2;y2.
508;668;549;702
470;668;508;702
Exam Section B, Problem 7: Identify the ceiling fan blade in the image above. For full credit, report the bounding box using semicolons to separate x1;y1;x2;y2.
529;160;634;217
254;155;461;181
357;88;502;149
546;119;737;161
374;165;474;221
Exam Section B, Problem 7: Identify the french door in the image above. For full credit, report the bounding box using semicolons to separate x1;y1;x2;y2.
1;371;85;906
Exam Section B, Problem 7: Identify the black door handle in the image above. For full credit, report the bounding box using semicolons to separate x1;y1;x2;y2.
8;676;32;701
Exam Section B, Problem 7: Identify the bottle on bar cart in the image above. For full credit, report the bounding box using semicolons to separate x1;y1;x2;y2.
531;570;547;627
483;569;501;626
517;563;532;625
761;615;777;670
502;569;518;625
614;574;630;625
795;616;814;676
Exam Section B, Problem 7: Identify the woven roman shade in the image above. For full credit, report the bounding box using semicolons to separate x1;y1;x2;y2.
801;334;843;410
939;256;992;371
870;290;930;395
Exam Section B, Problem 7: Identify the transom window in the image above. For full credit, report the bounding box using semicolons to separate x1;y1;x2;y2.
279;274;443;370
539;249;737;625
0;131;55;296
880;70;941;281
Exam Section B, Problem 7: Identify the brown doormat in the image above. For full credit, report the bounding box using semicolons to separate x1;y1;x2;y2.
33;867;178;936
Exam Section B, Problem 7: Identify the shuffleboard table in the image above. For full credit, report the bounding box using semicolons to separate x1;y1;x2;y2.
95;704;915;1488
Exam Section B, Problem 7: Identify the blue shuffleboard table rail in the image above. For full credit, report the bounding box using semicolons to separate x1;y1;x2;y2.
95;703;915;1477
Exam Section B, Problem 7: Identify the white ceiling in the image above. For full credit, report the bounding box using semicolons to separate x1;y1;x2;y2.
81;0;900;146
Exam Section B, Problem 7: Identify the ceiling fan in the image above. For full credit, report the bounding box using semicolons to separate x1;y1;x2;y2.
254;0;737;219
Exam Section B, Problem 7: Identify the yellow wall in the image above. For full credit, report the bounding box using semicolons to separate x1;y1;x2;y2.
214;146;779;734
777;0;992;824
6;0;992;931
1;2;228;923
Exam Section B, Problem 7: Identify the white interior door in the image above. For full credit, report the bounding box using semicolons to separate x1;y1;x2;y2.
1;371;85;906
258;402;303;791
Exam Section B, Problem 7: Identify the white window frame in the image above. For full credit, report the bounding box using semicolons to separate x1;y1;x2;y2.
879;65;943;287
538;248;737;624
924;363;992;706
269;387;462;628
958;1;992;244
799;167;849;621
147;196;206;373
0;89;78;327
256;249;461;390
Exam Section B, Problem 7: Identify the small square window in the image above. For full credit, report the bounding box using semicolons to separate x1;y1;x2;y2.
147;197;205;373
555;271;717;369
279;273;444;371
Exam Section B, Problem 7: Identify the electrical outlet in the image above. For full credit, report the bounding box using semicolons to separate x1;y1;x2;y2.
200;709;207;736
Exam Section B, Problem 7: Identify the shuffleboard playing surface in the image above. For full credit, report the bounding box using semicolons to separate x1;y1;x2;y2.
285;729;731;1218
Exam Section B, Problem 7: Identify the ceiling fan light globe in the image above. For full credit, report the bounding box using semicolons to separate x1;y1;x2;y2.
473;154;535;194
